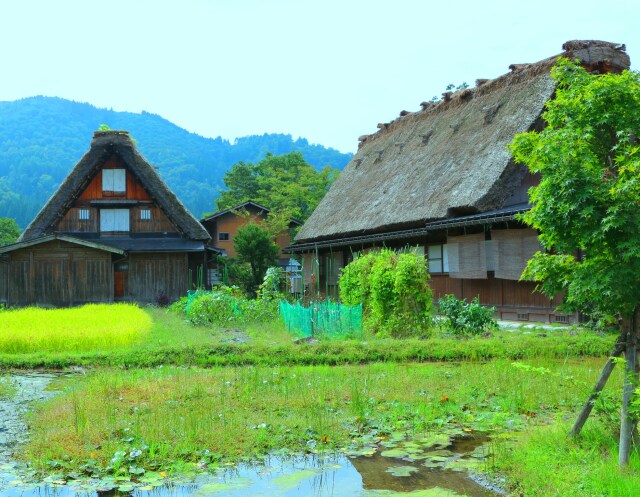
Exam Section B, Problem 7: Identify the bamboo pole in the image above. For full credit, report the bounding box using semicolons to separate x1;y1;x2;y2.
569;333;626;437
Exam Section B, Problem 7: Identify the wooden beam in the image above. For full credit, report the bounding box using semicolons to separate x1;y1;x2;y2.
569;333;626;437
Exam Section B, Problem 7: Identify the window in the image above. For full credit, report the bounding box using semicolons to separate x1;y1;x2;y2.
78;208;91;220
218;232;230;241
100;209;130;232
102;169;126;193
427;244;449;273
140;208;152;220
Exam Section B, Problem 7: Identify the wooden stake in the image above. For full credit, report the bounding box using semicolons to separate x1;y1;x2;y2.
569;333;625;437
620;311;639;467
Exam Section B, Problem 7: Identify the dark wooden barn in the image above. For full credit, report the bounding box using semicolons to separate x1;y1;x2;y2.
288;40;631;324
0;130;211;306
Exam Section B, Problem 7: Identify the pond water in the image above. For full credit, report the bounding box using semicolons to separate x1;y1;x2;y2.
0;374;503;497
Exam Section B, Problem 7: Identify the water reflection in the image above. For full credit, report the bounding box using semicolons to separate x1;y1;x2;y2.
1;448;497;497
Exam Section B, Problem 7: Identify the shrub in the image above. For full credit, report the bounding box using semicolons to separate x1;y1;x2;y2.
438;294;498;336
185;286;278;326
339;249;433;337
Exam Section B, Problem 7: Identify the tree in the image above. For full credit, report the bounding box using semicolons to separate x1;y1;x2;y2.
0;217;20;246
234;222;280;296
216;152;339;221
510;58;640;466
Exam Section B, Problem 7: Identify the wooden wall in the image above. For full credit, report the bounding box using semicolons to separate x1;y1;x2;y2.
0;260;8;303
430;274;566;322
3;241;112;307
128;253;188;302
209;212;292;258
78;157;151;201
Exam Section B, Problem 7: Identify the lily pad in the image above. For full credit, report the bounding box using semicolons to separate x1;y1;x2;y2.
380;448;410;459
194;477;253;496
272;469;320;490
385;465;419;477
443;458;484;472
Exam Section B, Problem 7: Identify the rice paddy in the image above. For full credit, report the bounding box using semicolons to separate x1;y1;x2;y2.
0;304;151;353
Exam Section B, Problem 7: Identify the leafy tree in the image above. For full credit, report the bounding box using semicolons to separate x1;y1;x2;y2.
216;152;339;221
510;58;640;466
234;223;280;296
0;217;20;246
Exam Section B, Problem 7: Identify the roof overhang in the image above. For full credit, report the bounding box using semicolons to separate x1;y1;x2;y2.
0;234;126;255
286;204;530;253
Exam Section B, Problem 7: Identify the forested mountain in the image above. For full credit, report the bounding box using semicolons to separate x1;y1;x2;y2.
0;96;352;228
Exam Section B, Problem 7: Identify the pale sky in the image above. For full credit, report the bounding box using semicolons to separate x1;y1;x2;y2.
1;0;638;153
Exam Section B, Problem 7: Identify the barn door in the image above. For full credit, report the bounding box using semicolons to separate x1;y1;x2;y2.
114;261;129;300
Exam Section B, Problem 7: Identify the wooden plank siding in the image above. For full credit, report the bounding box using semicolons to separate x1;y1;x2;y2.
0;260;8;303
78;157;152;201
430;274;564;321
128;253;188;302
4;241;112;307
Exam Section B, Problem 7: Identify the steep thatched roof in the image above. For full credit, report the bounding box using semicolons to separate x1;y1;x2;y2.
295;40;630;244
20;130;210;241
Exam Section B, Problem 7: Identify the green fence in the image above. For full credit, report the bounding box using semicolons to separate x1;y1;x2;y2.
279;300;362;339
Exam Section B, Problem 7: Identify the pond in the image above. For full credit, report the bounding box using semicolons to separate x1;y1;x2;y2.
0;374;503;497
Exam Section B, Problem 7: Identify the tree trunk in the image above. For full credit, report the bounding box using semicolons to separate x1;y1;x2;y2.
569;333;626;437
619;307;640;467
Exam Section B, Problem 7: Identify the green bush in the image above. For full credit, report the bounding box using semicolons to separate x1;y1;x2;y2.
185;286;279;326
339;249;433;337
438;294;498;336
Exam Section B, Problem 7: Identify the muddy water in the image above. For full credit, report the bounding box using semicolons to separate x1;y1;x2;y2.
0;374;503;497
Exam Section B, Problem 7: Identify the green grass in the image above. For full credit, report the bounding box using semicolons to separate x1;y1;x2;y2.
0;375;15;399
0;304;151;353
0;307;617;370
23;358;619;475
494;421;640;496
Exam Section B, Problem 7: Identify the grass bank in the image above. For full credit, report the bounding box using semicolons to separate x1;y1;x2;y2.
0;307;618;369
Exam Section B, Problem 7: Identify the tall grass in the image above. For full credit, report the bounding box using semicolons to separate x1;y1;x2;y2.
24;358;620;476
0;304;151;353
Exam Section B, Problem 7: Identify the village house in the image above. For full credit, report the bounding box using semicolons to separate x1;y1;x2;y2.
0;130;211;306
201;200;302;285
288;40;630;323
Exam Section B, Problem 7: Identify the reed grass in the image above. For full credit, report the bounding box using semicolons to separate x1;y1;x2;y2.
24;358;620;476
0;304;151;353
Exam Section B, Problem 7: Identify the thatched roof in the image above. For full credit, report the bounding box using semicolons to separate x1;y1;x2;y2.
20;130;210;241
295;40;630;244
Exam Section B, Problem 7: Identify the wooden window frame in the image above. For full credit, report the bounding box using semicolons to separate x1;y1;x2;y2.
140;208;152;220
218;232;230;241
427;244;449;274
78;208;91;221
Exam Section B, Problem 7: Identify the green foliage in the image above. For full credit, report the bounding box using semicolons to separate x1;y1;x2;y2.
510;59;640;318
234;223;280;296
258;266;284;300
339;249;433;337
438;295;498;336
216;152;340;221
0;217;20;246
0;97;351;227
185;287;278;326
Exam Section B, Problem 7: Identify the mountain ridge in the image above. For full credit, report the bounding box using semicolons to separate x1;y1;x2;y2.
0;96;352;228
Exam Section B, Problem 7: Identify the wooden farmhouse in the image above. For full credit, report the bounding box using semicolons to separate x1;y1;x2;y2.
201;201;302;284
289;40;630;323
0;130;210;306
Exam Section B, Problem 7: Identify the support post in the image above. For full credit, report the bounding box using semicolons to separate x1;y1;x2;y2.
620;309;639;467
569;333;626;437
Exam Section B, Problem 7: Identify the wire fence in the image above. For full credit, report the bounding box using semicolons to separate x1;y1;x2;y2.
279;300;362;339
